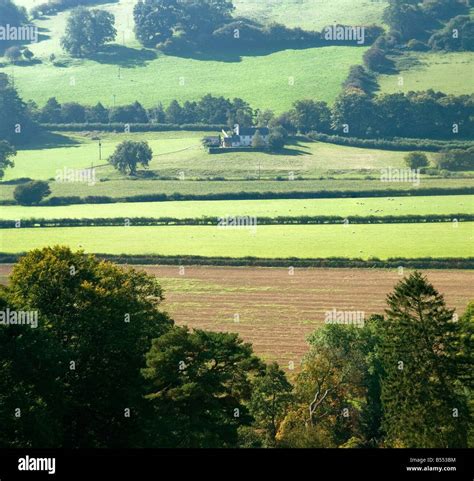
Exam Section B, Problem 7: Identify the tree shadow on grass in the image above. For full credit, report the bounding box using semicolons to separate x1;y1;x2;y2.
161;43;323;63
267;138;312;156
90;44;157;67
20;131;81;150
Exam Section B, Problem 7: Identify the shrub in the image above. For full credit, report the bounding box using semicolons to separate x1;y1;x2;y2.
404;152;430;169
407;39;429;51
13;181;51;205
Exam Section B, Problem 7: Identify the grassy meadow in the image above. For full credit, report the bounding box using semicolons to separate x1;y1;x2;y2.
2;222;472;258
2;195;473;221
1;0;369;111
378;52;474;96
3;177;473;203
4;130;436;181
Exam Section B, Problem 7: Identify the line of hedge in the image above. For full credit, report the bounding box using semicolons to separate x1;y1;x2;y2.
3;214;473;229
40;123;225;132
307;132;474;152
1;253;473;269
1;187;472;207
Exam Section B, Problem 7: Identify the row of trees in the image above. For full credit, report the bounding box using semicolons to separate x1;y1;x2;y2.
0;246;472;448
383;0;474;51
279;90;474;140
32;88;474;141
34;94;254;126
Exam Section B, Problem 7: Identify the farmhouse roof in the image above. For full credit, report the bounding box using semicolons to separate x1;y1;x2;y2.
239;127;270;136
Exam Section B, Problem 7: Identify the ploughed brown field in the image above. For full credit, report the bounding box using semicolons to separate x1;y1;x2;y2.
0;265;472;370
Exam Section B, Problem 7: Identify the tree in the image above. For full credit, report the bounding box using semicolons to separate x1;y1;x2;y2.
85;102;109;123
165;99;184;124
278;322;383;448
142;326;264;447
268;126;288;150
383;2;431;41
0;140;16;179
291;99;331;133
133;0;179;47
0;73;33;144
40;97;62;123
331;88;375;137
61;102;86;123
108;140;153;175
404;152;429;169
13;180;50;205
255;109;275;127
436;147;474;171
251;129;266;148
61;7;117;57
108;102;148;123
179;0;234;39
248;362;293;446
133;0;234;48
3;246;173;447
0;0;27;28
5;46;22;63
363;47;394;73
379;271;470;448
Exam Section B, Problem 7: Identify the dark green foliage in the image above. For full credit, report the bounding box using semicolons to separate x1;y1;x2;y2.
108;140;153;175
436;147;474;171
0;140;16;179
13;180;50;205
268;126;288;150
0;246;173;447
363;46;395;73
61;7;117;57
383;1;433;41
0;73;35;144
142;326;264;447
378;272;470;447
108;101;148;123
248;362;293;446
429;15;474;51
343;65;378;94
290;99;331;133
404;152;429;169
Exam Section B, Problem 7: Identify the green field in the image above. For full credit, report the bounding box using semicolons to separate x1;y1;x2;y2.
2;195;473;221
4;131;435;181
2;177;473;203
1;0;368;111
378;52;474;96
233;0;388;30
1;222;472;258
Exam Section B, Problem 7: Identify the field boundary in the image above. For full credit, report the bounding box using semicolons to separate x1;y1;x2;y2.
1;253;473;269
2;187;473;206
2;214;473;228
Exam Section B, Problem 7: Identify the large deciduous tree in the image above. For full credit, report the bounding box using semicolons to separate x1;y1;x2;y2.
108;140;153;175
142;326;264;447
0;246;173;448
61;7;117;57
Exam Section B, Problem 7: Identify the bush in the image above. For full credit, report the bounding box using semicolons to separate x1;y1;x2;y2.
407;39;429;51
363;46;394;73
405;152;429;169
436;147;474;171
268;126;288;150
13;181;51;205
